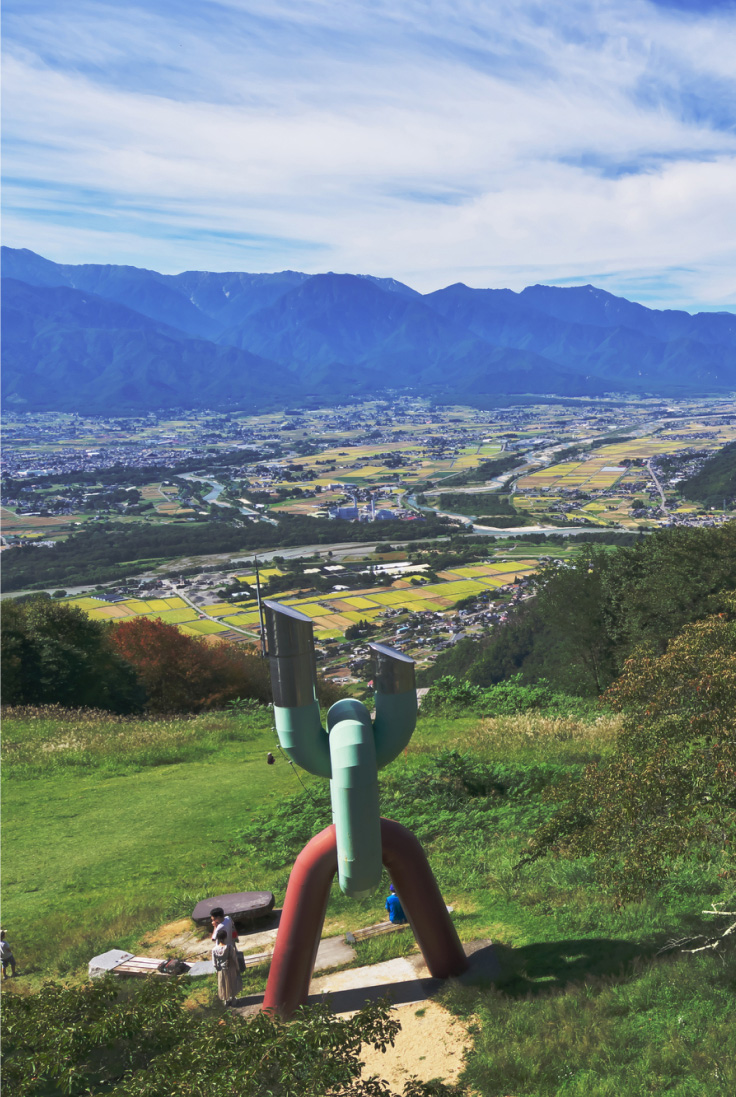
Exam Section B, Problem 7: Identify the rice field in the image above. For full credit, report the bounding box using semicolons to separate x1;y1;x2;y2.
63;594;235;635
180;619;230;635
63;550;539;646
517;434;729;493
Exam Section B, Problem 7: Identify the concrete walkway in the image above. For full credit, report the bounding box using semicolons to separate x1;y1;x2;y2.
233;938;497;1016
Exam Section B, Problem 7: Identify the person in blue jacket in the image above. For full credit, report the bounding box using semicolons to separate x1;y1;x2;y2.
385;884;407;924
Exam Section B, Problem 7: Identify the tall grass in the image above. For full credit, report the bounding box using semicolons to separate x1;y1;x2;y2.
445;949;736;1095
1;704;270;778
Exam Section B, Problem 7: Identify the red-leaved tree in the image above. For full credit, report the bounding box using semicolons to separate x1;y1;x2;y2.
109;617;271;713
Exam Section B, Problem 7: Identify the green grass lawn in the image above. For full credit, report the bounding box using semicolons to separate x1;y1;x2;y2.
1;710;306;974
2;704;734;1094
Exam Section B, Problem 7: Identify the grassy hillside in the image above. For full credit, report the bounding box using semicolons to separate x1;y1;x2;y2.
2;702;734;1094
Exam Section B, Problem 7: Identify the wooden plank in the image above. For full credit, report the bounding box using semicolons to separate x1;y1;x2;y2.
241;950;272;967
345;921;408;944
115;957;166;977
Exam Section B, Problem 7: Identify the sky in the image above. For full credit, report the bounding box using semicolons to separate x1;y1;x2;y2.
3;0;736;311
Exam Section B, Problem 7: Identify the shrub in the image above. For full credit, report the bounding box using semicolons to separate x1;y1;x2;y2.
524;597;736;896
421;674;579;717
1;975;463;1096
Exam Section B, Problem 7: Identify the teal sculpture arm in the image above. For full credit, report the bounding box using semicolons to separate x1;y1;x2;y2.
370;642;417;767
265;601;331;779
264;601;417;898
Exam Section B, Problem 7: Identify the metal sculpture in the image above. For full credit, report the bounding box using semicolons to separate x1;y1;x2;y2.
261;600;467;1017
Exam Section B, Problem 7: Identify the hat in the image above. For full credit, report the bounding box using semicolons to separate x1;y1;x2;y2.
389;884;395;892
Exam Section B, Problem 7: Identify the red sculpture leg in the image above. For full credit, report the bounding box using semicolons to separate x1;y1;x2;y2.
262;824;337;1018
380;817;468;979
262;817;467;1018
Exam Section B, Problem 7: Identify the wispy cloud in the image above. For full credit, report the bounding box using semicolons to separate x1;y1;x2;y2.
2;0;735;309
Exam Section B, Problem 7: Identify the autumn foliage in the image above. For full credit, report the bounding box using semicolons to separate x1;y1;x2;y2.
109;616;271;714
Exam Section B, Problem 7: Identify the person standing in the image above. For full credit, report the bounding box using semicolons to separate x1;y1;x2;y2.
1;931;17;978
385;884;407;925
212;927;242;1005
210;907;238;946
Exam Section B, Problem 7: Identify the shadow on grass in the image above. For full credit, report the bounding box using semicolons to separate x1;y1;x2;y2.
463;936;656;997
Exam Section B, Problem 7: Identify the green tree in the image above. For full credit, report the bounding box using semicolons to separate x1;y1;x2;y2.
428;525;736;697
0;600;144;713
524;596;736;896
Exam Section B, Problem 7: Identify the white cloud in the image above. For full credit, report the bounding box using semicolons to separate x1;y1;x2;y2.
2;0;736;309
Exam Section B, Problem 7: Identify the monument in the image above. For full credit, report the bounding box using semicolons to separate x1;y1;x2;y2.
261;600;468;1017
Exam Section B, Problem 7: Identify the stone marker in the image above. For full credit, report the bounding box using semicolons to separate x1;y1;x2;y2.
191;891;275;926
89;949;134;978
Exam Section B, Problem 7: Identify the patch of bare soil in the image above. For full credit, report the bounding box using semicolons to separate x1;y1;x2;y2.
138;919;211;959
360;1001;471;1090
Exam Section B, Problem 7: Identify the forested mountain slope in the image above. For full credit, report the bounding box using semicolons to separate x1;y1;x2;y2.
3;247;735;411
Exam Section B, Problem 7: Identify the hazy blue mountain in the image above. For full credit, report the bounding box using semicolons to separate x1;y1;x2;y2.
2;246;734;412
216;272;603;396
422;282;736;389
1;279;286;412
168;269;310;328
1;247;71;287
518;283;736;348
1;248;217;338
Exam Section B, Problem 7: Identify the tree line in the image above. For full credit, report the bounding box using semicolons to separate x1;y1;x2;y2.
1;515;456;592
1;601;343;714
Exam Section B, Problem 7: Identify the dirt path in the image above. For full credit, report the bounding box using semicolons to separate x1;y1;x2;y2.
138;921;476;1089
360;1000;471;1089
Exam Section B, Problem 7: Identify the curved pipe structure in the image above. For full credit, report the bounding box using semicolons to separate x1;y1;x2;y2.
261;601;466;1020
262;819;468;1018
380;818;467;981
327;699;382;898
370;642;417;768
261;825;338;1017
264;602;420;899
265;601;331;778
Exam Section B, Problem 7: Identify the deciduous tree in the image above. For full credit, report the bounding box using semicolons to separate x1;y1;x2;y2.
1;599;144;712
109;617;270;713
524;596;736;896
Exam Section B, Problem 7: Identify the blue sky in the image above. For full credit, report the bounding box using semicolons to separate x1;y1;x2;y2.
3;0;736;311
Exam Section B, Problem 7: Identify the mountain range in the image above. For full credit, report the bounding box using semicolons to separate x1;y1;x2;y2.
3;246;735;412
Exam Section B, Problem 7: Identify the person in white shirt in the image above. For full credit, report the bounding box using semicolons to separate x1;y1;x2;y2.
210;907;238;946
1;930;16;978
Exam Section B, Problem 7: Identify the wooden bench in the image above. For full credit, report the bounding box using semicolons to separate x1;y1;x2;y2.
344;906;452;944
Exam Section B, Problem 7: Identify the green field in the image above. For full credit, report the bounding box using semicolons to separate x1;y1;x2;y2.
2;704;734;1094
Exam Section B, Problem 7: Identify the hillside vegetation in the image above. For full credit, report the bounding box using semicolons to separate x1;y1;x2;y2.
2;670;734;1093
681;439;736;507
2;523;735;1094
422;524;736;695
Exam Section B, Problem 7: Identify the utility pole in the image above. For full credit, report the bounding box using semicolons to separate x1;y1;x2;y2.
254;556;266;657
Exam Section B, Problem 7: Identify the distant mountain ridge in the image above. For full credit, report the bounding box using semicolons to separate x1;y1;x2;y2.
2;246;735;412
